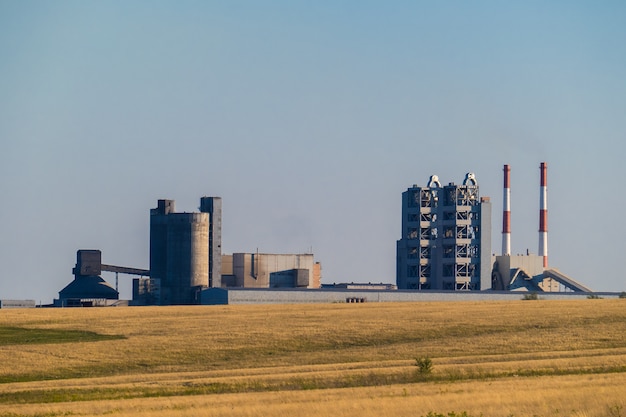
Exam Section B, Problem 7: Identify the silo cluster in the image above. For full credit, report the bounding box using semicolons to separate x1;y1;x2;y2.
147;198;221;305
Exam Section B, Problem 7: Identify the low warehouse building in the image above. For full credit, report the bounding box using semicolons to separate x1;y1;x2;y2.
0;300;36;308
200;288;615;305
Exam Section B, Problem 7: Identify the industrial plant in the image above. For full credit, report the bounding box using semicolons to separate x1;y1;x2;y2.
490;163;590;293
396;163;589;294
46;162;597;308
54;197;322;307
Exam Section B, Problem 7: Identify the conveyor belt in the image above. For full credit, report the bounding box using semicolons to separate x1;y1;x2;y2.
543;269;592;292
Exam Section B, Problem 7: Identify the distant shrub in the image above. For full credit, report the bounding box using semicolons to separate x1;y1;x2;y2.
609;404;623;417
415;357;433;374
619;292;626;299
522;292;538;300
587;294;603;299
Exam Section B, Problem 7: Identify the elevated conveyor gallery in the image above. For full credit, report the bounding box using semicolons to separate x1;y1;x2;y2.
509;268;542;292
543;269;592;292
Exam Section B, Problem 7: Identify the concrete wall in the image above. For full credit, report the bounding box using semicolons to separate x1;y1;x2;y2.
496;255;544;278
0;300;36;308
201;288;621;305
221;254;233;275
312;262;322;288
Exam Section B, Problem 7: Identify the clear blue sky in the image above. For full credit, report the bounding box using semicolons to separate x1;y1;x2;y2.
1;1;625;303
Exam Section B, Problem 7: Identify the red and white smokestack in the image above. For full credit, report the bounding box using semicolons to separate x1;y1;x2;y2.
502;164;511;256
539;162;548;268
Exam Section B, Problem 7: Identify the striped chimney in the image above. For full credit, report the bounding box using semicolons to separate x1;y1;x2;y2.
502;164;511;256
538;162;548;268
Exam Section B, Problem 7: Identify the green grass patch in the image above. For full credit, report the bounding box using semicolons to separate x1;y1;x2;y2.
0;364;143;384
0;326;124;346
2;364;626;405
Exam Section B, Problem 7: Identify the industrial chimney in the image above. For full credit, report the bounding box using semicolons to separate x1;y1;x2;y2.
538;162;548;268
502;164;511;256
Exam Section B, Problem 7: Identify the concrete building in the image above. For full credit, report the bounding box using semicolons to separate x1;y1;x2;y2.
132;277;161;305
221;253;321;289
55;250;120;307
491;253;559;291
0;300;36;308
148;199;210;304
396;173;492;290
135;198;321;305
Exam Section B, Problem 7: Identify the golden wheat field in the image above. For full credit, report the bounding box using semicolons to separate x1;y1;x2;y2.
1;299;625;417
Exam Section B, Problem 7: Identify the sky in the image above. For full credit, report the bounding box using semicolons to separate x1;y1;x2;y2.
1;1;625;303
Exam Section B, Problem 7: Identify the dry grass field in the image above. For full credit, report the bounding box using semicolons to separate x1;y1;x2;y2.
1;299;625;417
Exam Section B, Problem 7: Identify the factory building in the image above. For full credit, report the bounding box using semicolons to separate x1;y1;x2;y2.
55;250;120;307
132;197;322;305
396;173;492;290
57;162;592;307
220;253;321;288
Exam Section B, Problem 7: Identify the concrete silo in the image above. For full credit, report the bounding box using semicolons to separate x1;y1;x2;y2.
149;200;209;305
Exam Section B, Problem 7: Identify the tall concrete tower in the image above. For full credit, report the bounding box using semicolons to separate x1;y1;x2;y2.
200;197;222;288
149;199;175;285
396;172;492;290
538;162;548;268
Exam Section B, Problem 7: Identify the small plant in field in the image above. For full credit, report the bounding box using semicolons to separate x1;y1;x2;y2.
422;412;481;417
619;292;626;299
415;357;433;374
522;292;538;300
587;294;602;299
609;404;623;417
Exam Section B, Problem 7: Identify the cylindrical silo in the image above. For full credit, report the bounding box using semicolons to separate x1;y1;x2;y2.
165;212;209;304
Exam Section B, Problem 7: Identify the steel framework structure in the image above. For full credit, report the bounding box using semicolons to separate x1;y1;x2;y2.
397;173;492;290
